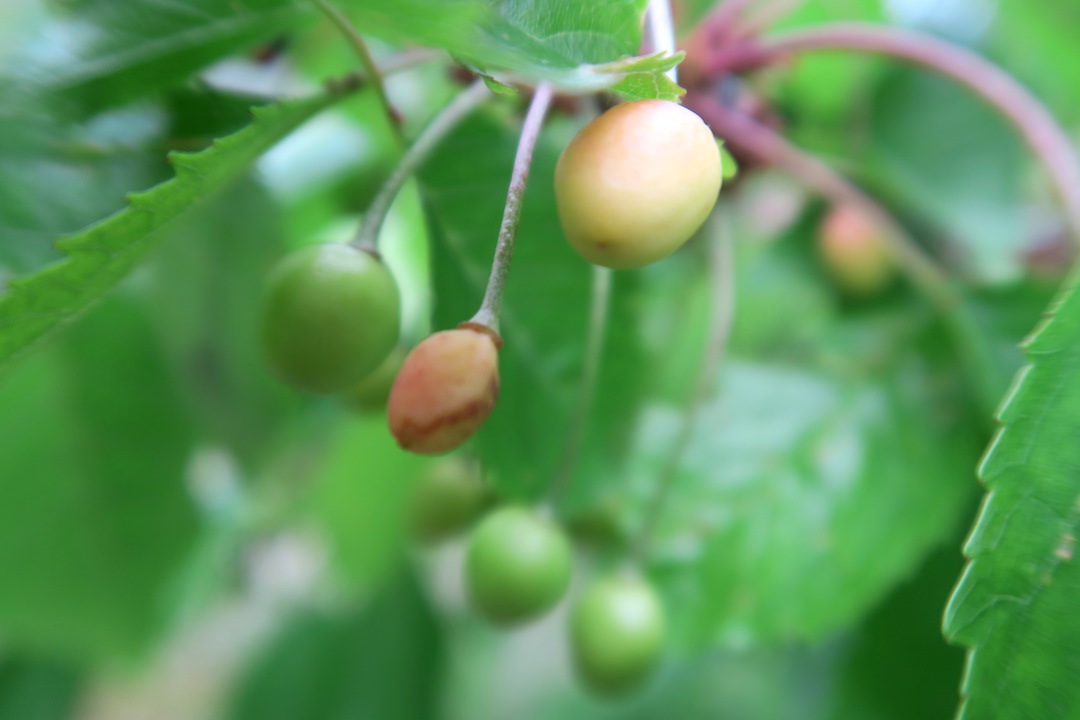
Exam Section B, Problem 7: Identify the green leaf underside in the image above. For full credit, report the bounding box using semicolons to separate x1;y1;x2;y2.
0;294;199;661
345;0;683;99
0;90;342;373
12;0;311;115
636;356;979;647
944;273;1080;719
227;570;443;720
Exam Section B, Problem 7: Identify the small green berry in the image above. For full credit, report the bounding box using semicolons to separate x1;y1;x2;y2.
465;507;571;626
410;459;492;544
260;244;399;394
570;574;666;697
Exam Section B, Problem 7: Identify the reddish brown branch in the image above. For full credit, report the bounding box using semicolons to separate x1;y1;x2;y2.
685;90;959;310
723;23;1080;247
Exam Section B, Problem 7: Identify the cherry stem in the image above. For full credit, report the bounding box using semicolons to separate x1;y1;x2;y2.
634;207;736;563
352;79;490;252
741;23;1080;246
469;84;555;333
550;265;614;505
685;91;959;311
646;0;679;81
312;0;404;145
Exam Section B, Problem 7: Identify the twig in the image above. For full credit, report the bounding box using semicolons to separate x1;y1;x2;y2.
751;23;1080;246
634;207;736;562
550;265;614;504
685;91;959;311
352;80;490;252
312;0;403;143
469;84;555;333
646;0;679;82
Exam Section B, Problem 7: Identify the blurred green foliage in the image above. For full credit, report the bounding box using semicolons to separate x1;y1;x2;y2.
0;0;1077;717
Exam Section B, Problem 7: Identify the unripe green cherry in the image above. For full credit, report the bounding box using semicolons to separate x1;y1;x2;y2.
817;205;895;296
570;574;666;697
260;244;400;394
410;458;492;544
555;99;723;269
387;326;499;455
342;346;405;412
465;507;571;626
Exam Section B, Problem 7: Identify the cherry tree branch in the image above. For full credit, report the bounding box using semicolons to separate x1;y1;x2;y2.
733;23;1080;246
312;0;404;144
685;91;960;310
470;84;555;333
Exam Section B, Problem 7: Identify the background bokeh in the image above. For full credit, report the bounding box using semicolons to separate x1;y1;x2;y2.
0;0;1076;718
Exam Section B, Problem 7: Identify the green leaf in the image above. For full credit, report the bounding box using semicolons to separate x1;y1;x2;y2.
635;353;979;647
826;548;966;720
10;0;311;115
0;98;168;273
0;89;343;373
308;416;428;592
228;569;444;720
622;233;984;646
0;656;81;720
146;178;299;467
944;273;1080;719
606;52;687;102
342;0;684;98
0;292;200;660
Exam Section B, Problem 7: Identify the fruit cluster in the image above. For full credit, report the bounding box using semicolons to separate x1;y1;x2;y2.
257;98;722;696
411;461;667;697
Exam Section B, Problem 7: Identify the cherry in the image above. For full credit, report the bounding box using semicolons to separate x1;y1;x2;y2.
465;507;571;626
260;243;399;394
817;205;895;296
387;326;499;455
410;458;492;544
555;99;723;269
570;574;666;697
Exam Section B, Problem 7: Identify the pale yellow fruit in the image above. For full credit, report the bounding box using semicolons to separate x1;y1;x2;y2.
555;99;723;269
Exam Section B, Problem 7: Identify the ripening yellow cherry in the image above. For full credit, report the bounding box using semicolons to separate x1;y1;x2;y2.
555;99;723;269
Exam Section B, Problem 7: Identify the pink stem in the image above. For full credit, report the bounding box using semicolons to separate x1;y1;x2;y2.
685;90;958;309
744;23;1080;246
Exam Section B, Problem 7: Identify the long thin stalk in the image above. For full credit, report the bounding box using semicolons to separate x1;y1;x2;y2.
646;0;679;81
550;266;614;504
312;0;402;144
352;80;490;252
634;208;736;562
752;23;1080;246
469;84;555;333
